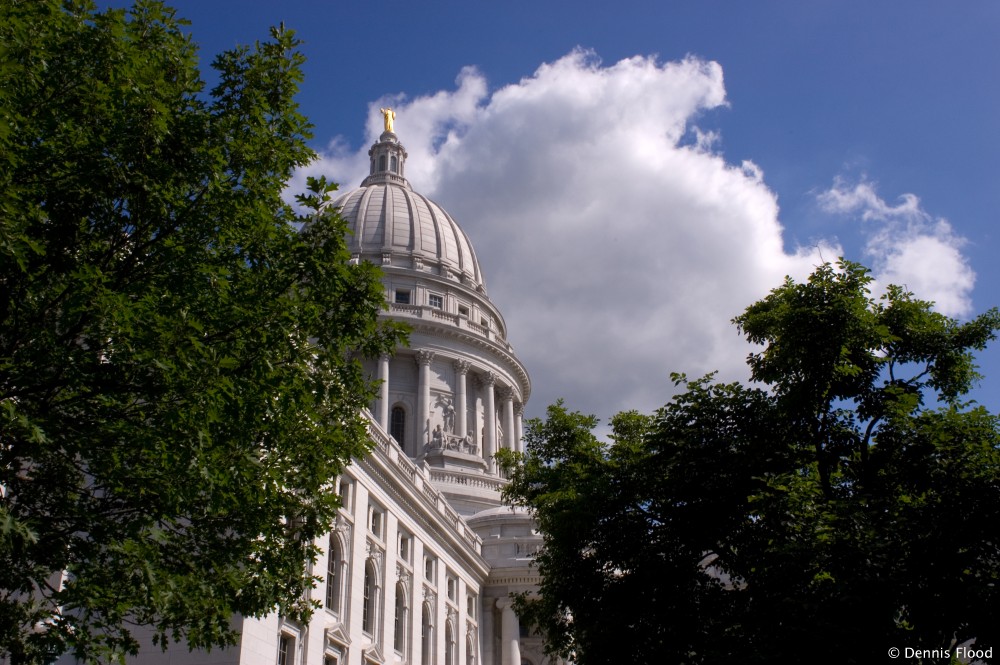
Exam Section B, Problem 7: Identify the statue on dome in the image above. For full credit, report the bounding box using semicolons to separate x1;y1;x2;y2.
380;107;396;133
436;395;456;433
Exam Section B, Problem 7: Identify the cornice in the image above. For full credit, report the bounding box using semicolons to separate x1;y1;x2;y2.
485;572;542;587
385;316;531;401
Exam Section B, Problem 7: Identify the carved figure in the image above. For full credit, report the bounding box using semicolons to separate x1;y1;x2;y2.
435;394;456;434
444;402;455;433
431;424;443;449
380;107;395;132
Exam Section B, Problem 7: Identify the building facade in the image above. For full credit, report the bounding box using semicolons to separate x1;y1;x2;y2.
126;124;551;665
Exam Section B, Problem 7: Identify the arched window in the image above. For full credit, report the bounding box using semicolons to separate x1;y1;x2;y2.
378;155;387;172
325;536;342;613
363;560;378;635
466;635;476;665
421;603;433;665
393;581;408;653
390;406;406;449
390;155;398;173
444;622;455;665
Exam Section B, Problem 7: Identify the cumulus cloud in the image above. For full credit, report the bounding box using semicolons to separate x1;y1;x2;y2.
299;50;977;423
818;178;974;317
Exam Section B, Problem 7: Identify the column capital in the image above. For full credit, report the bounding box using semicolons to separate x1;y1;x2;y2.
453;359;472;375
415;349;435;366
380;352;393;363
482;371;498;386
498;386;514;402
514;402;524;417
495;597;513;611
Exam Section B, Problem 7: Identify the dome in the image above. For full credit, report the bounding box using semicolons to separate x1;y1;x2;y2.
344;117;531;506
333;131;487;292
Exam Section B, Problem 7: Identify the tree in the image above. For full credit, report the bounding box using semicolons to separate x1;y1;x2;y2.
501;261;1000;665
0;2;404;662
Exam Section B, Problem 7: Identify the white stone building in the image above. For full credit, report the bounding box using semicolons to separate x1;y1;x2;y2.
125;125;550;665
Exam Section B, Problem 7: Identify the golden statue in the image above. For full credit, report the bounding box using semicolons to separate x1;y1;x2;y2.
380;107;396;133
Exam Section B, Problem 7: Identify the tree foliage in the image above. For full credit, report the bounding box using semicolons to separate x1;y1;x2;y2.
501;261;1000;665
0;1;404;662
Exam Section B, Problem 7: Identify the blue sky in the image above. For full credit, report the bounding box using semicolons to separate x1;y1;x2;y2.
154;1;1000;421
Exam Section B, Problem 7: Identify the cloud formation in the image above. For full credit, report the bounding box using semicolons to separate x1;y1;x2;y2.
300;51;974;422
818;177;974;318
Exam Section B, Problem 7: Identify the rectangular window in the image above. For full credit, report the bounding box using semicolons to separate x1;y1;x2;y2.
399;533;411;562
277;634;293;665
428;294;443;309
467;594;477;619
458;305;469;317
370;505;384;539
447;575;457;601
338;478;353;512
424;556;435;583
395;289;411;304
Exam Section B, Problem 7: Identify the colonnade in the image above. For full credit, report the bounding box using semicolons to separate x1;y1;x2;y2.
375;350;524;469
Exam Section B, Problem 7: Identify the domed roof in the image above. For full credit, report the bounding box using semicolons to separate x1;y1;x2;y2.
333;131;486;291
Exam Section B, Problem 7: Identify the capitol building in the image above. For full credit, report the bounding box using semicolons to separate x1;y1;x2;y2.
131;118;549;665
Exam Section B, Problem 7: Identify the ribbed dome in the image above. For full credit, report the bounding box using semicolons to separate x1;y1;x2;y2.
333;183;485;290
332;131;486;292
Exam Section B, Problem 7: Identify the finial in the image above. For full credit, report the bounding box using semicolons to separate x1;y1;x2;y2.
380;107;396;133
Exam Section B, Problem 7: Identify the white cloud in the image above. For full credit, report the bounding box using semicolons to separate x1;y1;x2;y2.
818;178;974;317
298;51;979;422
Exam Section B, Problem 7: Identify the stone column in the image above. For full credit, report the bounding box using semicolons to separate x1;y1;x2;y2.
480;597;494;665
453;360;470;440
500;387;515;452
415;350;435;457
482;372;497;472
377;353;391;430
514;402;524;454
497;598;520;665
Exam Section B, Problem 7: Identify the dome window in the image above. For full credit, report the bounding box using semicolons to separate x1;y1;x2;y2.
390;155;398;173
428;294;443;309
458;305;469;318
378;155;387;172
394;289;411;305
390;406;406;448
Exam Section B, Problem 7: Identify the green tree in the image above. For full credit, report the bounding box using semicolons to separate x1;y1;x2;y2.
502;261;1000;665
0;2;404;662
